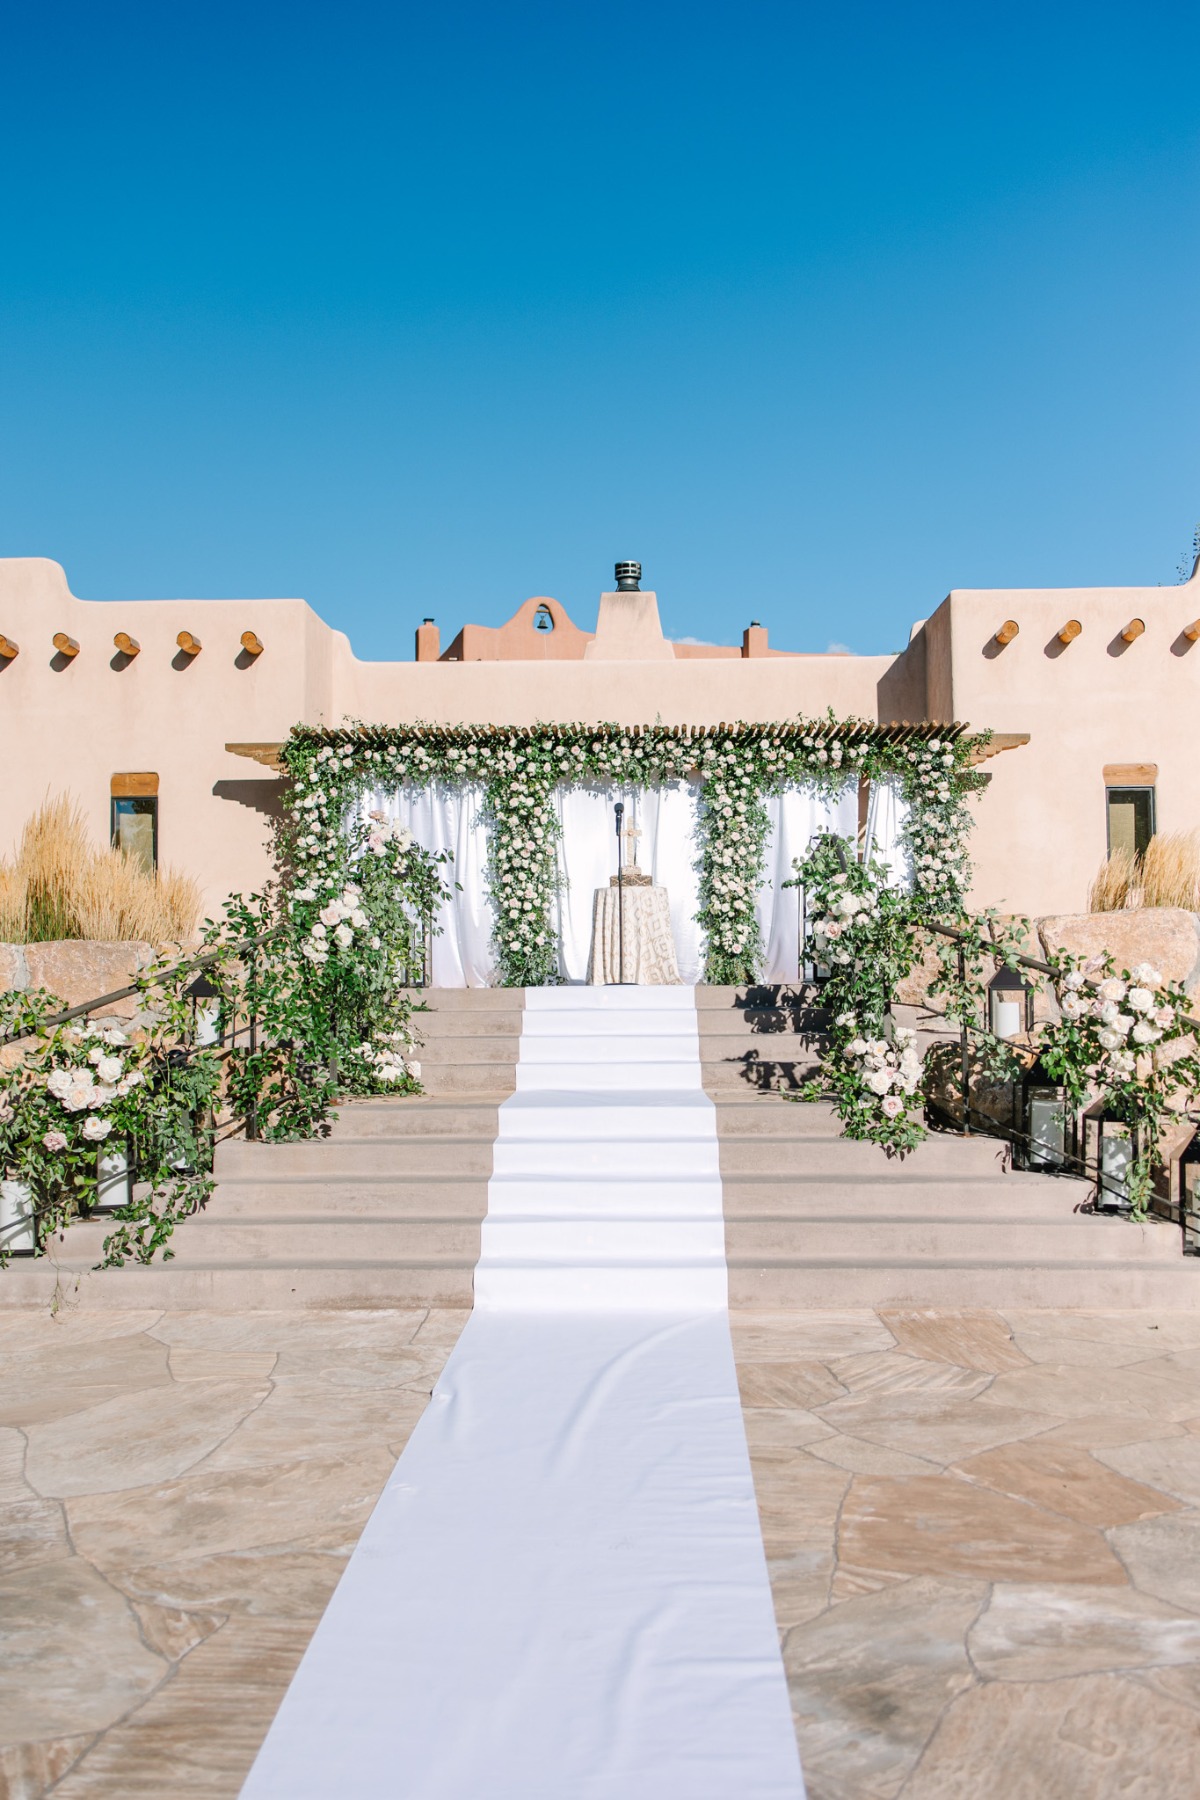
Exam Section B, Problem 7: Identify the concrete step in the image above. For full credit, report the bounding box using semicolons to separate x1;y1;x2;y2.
411;1010;525;1038
725;1215;1181;1262
216;1136;498;1177
718;1134;1012;1175
417;1065;518;1097
162;1217;482;1263
401;988;524;1011
0;1259;477;1309
325;1098;507;1141
416;1035;522;1061
726;1260;1200;1309
720;1173;1091;1219
212;1175;490;1217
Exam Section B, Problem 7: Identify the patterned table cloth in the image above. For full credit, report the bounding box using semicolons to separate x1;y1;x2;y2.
587;884;682;985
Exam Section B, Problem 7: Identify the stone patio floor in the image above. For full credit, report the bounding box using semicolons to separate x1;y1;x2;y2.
2;1306;1199;1798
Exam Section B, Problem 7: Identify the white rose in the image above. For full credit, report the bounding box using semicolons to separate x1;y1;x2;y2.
1127;987;1154;1015
847;1038;868;1057
319;905;342;928
1097;1028;1123;1050
1131;1022;1162;1045
1060;994;1084;1020
406;1060;421;1079
1098;977;1126;1003
334;924;354;948
46;1069;73;1099
1063;971;1085;991
82;1116;112;1141
310;922;327;939
96;1056;124;1084
881;1094;904;1119
1097;1000;1120;1024
835;894;861;917
350;910;368;929
1154;1006;1174;1029
1130;962;1161;987
866;1069;892;1095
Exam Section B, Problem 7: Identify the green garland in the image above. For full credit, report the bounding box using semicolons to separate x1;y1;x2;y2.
280;717;989;986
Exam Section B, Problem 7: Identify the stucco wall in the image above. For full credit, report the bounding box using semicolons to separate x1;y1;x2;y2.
945;573;1200;915
4;554;1197;929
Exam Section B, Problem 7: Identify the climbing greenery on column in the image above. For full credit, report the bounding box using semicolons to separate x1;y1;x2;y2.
279;717;989;987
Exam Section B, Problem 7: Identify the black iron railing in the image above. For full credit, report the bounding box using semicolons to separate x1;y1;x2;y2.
0;909;433;1257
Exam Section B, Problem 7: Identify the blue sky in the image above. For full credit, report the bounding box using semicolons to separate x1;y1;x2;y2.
2;1;1197;658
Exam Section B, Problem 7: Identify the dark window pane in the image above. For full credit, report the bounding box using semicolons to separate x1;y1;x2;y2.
111;797;157;874
1106;787;1154;859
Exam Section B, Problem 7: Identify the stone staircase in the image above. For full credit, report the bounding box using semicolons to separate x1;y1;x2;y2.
1;986;1196;1309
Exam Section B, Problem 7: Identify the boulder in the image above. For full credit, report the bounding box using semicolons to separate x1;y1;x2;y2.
0;944;27;994
21;942;156;1016
1038;909;1200;994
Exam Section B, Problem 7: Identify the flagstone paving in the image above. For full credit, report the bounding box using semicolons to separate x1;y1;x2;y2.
734;1306;1200;1799
1;1305;1199;1797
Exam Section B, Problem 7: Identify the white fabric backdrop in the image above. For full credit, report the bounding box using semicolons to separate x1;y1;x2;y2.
862;778;911;890
553;782;704;984
755;785;861;982
361;783;496;987
361;777;904;987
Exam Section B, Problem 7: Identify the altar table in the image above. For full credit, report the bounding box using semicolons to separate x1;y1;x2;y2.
587;883;681;985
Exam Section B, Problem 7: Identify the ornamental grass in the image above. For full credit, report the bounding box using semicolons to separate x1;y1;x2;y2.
1088;832;1200;914
0;795;202;945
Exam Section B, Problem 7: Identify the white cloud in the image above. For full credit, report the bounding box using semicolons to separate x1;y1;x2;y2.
826;640;856;654
673;635;718;646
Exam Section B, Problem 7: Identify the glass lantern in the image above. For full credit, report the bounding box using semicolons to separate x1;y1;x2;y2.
1177;1126;1200;1252
1015;1056;1074;1173
988;965;1035;1040
186;970;223;1047
1082;1101;1143;1214
95;1143;134;1212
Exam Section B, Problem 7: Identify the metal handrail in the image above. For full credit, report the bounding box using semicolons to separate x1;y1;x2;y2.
917;917;1200;1033
1;907;435;1254
0;924;287;1048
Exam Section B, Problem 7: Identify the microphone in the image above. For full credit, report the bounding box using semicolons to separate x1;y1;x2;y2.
614;801;624;838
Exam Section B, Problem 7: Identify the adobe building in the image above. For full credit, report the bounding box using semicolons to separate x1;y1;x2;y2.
1;553;1197;921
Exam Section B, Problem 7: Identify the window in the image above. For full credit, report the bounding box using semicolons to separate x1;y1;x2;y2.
1106;786;1155;859
111;774;159;873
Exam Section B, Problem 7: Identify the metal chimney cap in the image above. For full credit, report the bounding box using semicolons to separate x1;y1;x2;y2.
614;561;641;591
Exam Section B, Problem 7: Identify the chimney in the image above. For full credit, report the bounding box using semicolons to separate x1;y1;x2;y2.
614;561;642;591
416;617;440;661
742;621;768;658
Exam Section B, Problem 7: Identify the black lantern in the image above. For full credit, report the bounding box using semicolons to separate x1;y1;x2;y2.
186;970;223;1046
1082;1100;1143;1214
1177;1125;1200;1251
988;964;1035;1039
1014;1055;1074;1173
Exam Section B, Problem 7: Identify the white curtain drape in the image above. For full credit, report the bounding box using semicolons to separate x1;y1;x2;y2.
755;784;861;982
553;782;703;983
362;783;496;987
360;775;904;987
862;779;911;890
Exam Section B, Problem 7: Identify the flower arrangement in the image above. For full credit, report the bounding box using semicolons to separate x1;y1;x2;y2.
1038;955;1200;1216
0;983;220;1266
279;717;986;987
790;834;926;1151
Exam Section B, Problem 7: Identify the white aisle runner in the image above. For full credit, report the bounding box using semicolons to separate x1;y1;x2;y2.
242;989;804;1800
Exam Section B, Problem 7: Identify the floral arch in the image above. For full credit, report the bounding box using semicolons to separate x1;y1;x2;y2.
280;717;990;985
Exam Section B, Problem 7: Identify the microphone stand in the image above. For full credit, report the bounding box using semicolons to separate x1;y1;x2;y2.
613;801;627;984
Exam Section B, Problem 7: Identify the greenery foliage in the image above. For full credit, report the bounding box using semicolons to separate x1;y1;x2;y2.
789;834;926;1152
0;812;450;1264
280;718;987;986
